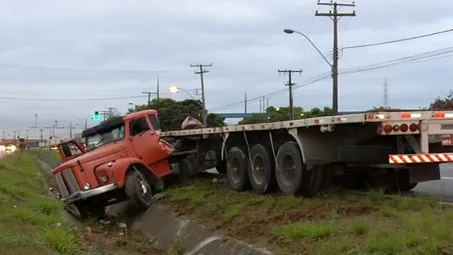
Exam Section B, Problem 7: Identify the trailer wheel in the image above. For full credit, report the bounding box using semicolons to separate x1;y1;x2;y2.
247;144;275;194
319;167;333;191
275;141;304;195
307;168;324;195
125;170;153;210
226;146;249;191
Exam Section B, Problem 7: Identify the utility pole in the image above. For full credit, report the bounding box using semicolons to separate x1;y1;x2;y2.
190;63;212;126
69;122;73;138
26;129;28;141
106;107;116;119
278;69;303;120
142;91;158;107
13;131;16;140
156;75;160;101
316;1;356;113
34;114;38;128
84;118;88;130
384;77;389;109
244;92;248;114
39;129;43;146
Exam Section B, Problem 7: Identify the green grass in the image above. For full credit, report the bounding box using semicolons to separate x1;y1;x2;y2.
271;221;335;243
160;180;453;255
0;153;83;255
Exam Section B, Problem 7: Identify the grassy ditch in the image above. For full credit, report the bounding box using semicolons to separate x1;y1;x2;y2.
159;180;453;255
0;152;82;255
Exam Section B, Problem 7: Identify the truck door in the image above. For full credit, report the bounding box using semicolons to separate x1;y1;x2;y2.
57;140;84;163
128;116;170;173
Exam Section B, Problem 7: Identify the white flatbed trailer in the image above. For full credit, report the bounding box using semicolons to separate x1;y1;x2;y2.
161;110;453;195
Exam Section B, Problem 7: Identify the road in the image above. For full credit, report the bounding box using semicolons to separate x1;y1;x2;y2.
412;163;453;202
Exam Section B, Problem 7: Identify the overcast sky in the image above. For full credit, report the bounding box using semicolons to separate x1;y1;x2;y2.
0;0;452;138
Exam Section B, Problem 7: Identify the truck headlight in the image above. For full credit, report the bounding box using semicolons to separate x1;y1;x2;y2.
83;183;91;190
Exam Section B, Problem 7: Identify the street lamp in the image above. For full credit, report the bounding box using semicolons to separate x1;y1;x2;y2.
169;85;207;125
283;28;338;113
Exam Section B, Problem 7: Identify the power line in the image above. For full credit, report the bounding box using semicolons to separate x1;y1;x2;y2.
341;46;453;74
342;28;453;50
210;73;331;111
0;63;191;74
0;95;147;102
211;47;453;112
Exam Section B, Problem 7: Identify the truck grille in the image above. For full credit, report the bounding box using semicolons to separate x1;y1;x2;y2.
55;173;69;197
54;168;80;198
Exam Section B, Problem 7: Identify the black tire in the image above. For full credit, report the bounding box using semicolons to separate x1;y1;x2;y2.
178;158;194;184
307;168;324;196
74;201;105;219
226;146;249;191
275;141;304;195
125;170;153;210
319;167;333;191
247;144;275;194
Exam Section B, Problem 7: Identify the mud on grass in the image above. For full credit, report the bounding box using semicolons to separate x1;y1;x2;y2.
158;179;453;255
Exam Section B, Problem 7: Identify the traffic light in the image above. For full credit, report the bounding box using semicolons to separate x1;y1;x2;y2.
93;111;100;121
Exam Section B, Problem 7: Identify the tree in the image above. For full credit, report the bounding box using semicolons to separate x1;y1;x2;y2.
238;106;334;124
430;90;453;110
128;98;226;130
238;113;268;125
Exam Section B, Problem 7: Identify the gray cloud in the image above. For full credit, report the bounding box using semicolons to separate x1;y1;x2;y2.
1;0;453;138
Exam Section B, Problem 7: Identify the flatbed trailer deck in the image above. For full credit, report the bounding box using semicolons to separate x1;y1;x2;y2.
162;110;453;195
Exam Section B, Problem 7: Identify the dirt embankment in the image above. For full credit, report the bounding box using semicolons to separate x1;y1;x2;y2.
157;178;453;255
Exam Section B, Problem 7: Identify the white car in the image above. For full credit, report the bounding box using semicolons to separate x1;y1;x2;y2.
5;144;16;152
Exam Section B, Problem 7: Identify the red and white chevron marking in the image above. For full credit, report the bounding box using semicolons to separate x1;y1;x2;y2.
389;153;453;164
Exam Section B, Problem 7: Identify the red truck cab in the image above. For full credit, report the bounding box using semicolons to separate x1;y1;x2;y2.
50;109;175;218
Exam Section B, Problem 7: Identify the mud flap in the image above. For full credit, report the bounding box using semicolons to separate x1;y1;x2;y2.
407;163;440;183
337;145;393;164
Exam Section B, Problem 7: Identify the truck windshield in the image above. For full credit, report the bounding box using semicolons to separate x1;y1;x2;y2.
85;125;125;151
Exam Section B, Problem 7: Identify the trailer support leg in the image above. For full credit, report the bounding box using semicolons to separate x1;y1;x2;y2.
420;120;429;154
243;131;253;170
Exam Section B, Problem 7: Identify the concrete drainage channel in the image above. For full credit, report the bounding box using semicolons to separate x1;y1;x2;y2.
108;202;273;255
138;205;272;255
36;154;273;255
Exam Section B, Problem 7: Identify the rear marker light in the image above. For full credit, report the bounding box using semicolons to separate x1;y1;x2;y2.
435;113;453;118
384;124;393;133
409;123;419;132
435;113;445;118
401;113;421;119
400;124;408;132
393;125;400;131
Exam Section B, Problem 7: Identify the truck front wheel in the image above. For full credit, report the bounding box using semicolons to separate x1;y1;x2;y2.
125;170;153;210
